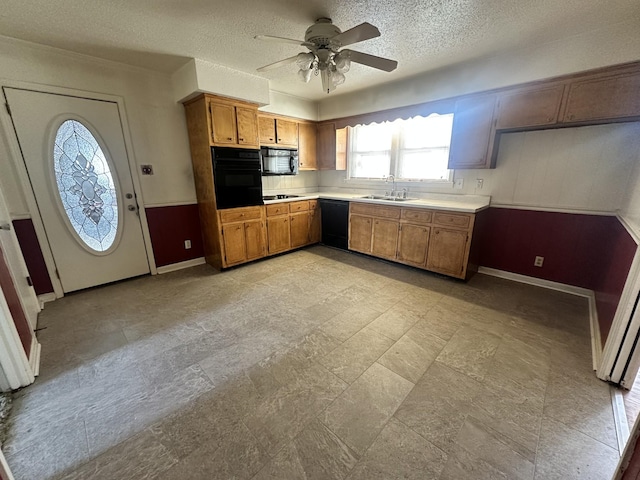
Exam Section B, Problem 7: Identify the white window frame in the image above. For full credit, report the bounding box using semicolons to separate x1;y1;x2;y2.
346;114;454;184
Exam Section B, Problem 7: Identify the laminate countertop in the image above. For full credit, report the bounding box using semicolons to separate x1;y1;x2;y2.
262;192;491;213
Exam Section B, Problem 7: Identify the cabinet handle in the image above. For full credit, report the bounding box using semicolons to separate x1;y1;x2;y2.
278;138;282;142
239;137;244;141
227;137;233;140
269;138;274;141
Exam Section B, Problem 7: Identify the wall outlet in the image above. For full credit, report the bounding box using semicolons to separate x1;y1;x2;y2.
476;179;484;189
184;239;192;250
454;178;464;189
141;165;154;175
534;256;544;267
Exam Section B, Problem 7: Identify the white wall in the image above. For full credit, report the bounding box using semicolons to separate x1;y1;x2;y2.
318;17;640;121
621;140;640;235
319;123;640;214
0;36;196;216
259;91;318;121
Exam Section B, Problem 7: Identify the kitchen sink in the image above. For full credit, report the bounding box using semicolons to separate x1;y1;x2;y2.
360;195;416;202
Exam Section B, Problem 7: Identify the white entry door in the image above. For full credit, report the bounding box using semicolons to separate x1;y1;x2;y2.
4;88;150;292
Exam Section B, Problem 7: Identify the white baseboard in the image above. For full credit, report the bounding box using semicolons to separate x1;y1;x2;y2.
477;267;602;370
29;340;41;377
37;292;57;308
611;387;630;454
156;257;206;274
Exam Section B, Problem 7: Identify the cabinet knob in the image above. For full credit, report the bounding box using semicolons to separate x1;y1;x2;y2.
278;138;282;142
239;137;244;141
569;115;574;120
241;213;245;217
269;138;273;141
547;117;552;122
227;137;233;140
291;217;295;221
237;226;242;230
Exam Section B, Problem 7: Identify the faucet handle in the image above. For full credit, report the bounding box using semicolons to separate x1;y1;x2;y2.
402;187;408;199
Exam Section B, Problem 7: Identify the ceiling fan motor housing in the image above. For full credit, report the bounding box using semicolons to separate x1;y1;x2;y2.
305;18;342;48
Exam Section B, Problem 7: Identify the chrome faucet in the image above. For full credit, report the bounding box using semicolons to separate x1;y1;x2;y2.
385;175;396;197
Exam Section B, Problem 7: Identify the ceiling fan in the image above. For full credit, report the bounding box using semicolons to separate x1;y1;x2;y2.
255;18;398;94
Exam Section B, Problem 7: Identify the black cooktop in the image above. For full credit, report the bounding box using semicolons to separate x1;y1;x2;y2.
263;194;300;200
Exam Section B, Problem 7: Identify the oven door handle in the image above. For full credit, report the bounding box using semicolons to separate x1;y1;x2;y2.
290;156;295;173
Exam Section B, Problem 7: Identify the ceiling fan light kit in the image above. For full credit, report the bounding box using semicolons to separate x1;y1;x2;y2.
256;17;398;94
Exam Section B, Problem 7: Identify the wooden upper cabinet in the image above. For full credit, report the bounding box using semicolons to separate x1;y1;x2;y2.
317;123;347;171
258;116;276;145
276;119;298;147
236;107;259;147
209;102;237;145
207;97;259;149
563;71;640;123
496;83;565;129
447;94;497;169
298;122;317;170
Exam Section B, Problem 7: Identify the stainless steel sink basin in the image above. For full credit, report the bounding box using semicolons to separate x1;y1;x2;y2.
360;195;416;202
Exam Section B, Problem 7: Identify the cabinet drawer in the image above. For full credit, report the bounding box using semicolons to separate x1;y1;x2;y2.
401;208;432;225
289;201;310;212
433;212;472;229
266;204;290;216
219;206;262;223
351;203;400;219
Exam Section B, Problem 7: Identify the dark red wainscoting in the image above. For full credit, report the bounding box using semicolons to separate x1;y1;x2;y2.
145;204;204;268
12;219;54;295
477;207;637;344
0;244;32;356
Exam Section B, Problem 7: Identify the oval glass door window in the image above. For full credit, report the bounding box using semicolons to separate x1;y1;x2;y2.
53;119;119;252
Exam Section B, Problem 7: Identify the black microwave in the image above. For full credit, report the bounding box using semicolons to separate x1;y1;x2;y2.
261;148;298;176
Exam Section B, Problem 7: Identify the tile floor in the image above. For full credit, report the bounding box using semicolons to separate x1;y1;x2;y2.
4;246;622;479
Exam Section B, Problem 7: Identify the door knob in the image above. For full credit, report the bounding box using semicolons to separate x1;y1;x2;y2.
128;205;136;211
126;193;133;199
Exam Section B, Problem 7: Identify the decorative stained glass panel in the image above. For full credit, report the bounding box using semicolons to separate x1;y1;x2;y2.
53;119;118;252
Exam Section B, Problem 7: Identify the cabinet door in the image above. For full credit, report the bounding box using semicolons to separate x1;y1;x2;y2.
309;204;321;243
496;84;565;129
244;220;265;261
222;223;246;265
447;95;497;169
209;102;237;145
290;211;310;248
236;107;259;147
397;224;430;267
276;119;298;147
267;216;291;254
563;72;640;123
426;227;468;278
348;214;372;253
335;127;348;171
298;122;317;170
258;116;276;145
371;219;400;260
317;123;337;170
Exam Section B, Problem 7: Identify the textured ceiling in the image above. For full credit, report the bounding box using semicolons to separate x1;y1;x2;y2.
1;0;639;100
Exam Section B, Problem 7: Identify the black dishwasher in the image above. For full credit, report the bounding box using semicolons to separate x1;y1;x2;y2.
319;199;349;250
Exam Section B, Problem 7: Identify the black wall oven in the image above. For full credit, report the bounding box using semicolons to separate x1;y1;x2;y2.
212;147;263;209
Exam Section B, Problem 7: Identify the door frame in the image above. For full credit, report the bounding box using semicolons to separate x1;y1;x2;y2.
0;80;158;298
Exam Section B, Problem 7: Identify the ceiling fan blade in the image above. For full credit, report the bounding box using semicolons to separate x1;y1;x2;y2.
256;55;300;72
332;22;380;47
345;50;398;72
254;35;313;48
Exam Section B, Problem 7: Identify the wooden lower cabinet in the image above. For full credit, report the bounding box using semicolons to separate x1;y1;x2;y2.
290;211;311;248
426;227;469;277
371;219;399;260
309;203;321;243
267;216;291;254
397;224;430;267
244;220;265;260
348;202;476;279
220;218;266;267
349;214;373;253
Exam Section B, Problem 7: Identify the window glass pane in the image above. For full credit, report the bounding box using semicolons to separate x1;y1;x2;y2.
398;149;450;180
353;123;392;152
402;114;454;149
53;119;119;252
351;153;391;178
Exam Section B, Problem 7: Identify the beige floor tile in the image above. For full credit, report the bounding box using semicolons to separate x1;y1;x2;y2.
321;363;414;455
435;326;501;381
367;303;423;340
347;417;447;480
377;329;445;383
319;305;382;342
318;327;395;383
535;416;618;480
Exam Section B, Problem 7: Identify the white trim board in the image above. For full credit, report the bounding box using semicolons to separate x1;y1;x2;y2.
156;257;205;275
477;267;601;370
144;201;198;209
611;387;631;454
37;293;57;307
